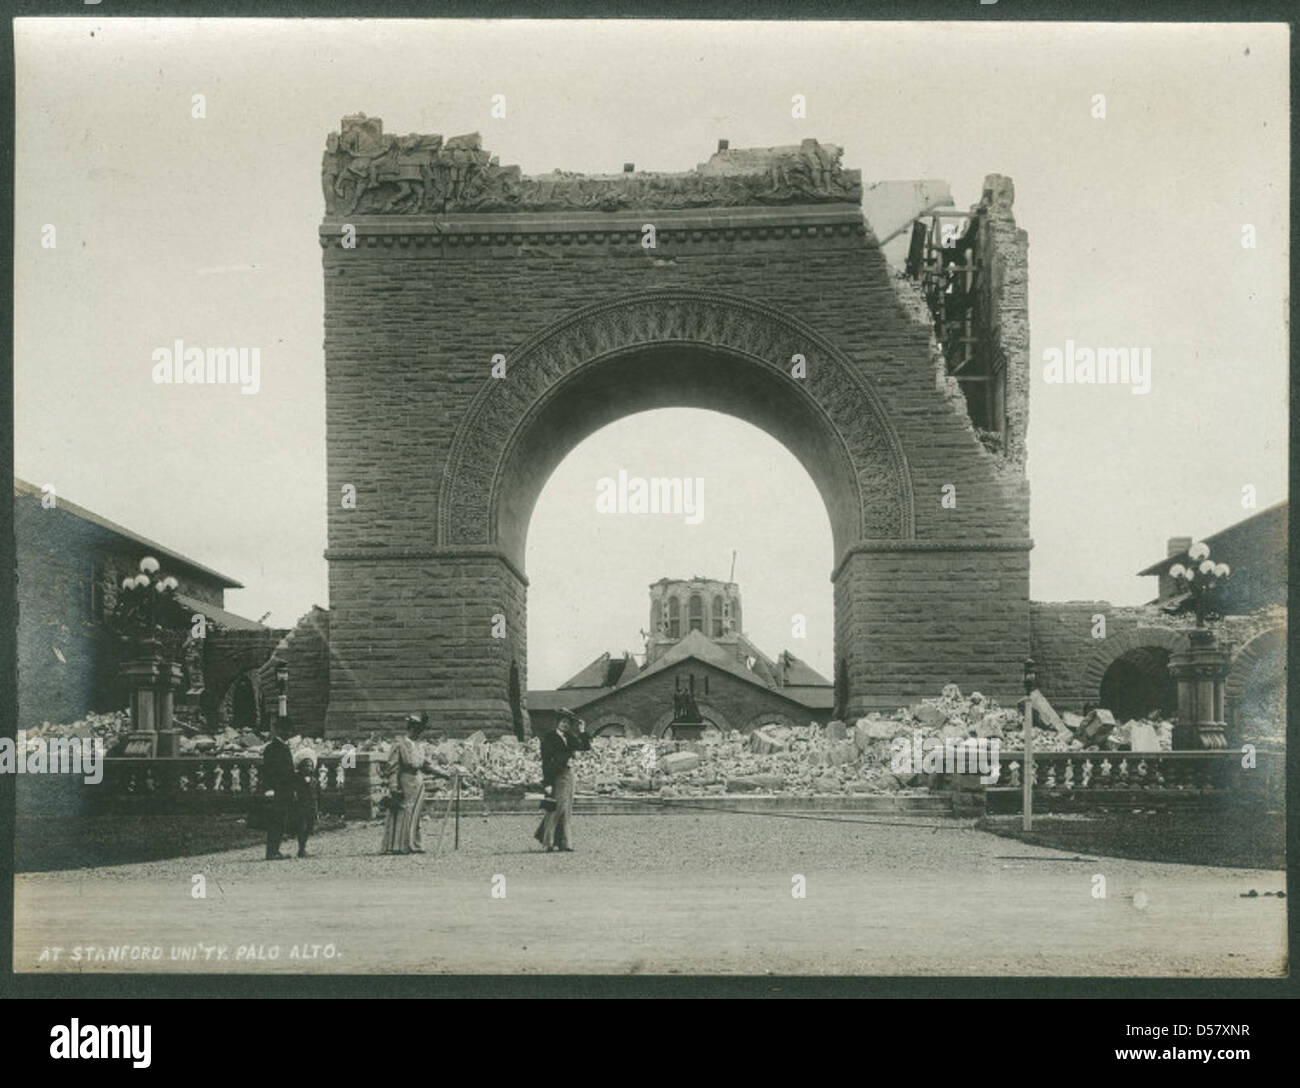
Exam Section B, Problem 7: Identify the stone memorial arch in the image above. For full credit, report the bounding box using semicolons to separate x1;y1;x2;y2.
319;115;1032;736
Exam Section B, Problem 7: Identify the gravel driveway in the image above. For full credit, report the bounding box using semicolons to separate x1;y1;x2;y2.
14;813;1287;976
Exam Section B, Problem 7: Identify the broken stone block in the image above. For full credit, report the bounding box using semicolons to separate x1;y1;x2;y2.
856;716;897;742
1079;708;1117;746
825;720;847;741
748;725;791;755
660;750;701;774
827;740;857;766
814;774;840;793
726;776;760;792
915;704;947;729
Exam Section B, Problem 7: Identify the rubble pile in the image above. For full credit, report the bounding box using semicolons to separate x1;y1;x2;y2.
27;683;1183;796
18;711;131;752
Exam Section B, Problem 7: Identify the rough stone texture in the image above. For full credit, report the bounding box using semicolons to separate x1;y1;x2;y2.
979;174;1031;475
834;545;1032;713
321;133;1032;737
324;555;526;737
251;606;330;736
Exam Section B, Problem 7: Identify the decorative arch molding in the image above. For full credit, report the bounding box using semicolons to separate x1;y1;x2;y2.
1083;626;1190;692
438;288;915;559
587;712;639;738
1226;625;1286;708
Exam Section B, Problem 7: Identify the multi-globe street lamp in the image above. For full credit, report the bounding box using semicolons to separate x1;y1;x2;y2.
1166;541;1233;750
114;556;186;758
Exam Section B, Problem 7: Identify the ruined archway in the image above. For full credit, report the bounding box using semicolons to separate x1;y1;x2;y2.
319;122;1032;736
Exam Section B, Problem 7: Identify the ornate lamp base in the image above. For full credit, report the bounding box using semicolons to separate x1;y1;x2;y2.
1169;628;1231;751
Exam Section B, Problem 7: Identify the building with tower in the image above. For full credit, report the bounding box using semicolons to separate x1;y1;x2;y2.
527;576;834;737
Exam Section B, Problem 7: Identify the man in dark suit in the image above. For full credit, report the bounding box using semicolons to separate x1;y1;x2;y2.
536;709;591;852
261;719;296;860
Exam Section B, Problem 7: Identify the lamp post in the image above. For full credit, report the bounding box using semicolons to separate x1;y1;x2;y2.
1022;658;1036;831
1167;543;1232;749
275;659;289;723
114;556;185;758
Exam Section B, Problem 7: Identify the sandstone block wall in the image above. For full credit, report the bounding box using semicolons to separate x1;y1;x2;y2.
321;165;1032;736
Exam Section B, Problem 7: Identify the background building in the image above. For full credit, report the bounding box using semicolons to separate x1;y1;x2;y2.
528;576;833;737
12;478;304;731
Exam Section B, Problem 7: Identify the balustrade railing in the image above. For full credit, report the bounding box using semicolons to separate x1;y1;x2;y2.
987;749;1281;805
90;754;355;814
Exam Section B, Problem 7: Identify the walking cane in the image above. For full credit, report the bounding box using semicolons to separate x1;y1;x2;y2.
433;783;455;858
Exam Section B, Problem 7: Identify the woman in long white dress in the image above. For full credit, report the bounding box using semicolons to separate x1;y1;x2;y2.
380;713;448;854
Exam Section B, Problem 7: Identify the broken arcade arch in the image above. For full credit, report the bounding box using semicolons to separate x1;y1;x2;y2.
319;128;1032;736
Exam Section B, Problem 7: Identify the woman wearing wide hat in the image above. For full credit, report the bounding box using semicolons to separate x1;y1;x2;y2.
381;712;450;855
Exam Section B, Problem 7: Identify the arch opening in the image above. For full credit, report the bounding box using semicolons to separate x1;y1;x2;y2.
493;343;864;572
1098;647;1176;722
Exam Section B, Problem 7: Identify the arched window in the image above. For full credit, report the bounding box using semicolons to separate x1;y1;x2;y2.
689;594;703;632
667;597;680;638
711;594;724;636
651;599;662;634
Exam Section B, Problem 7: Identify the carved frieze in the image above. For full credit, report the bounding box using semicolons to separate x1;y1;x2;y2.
438;290;914;550
322;114;862;216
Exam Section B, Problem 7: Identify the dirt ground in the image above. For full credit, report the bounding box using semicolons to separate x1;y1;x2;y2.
14;812;1288;976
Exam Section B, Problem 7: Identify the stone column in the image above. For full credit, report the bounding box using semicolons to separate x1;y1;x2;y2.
324;549;525;738
154;661;184;757
1169;628;1231;749
833;542;1031;716
121;645;183;758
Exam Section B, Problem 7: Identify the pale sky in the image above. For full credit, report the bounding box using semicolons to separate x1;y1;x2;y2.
14;19;1288;688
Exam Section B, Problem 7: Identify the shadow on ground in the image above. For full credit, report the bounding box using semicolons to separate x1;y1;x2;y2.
978;808;1285;870
15;813;348;872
